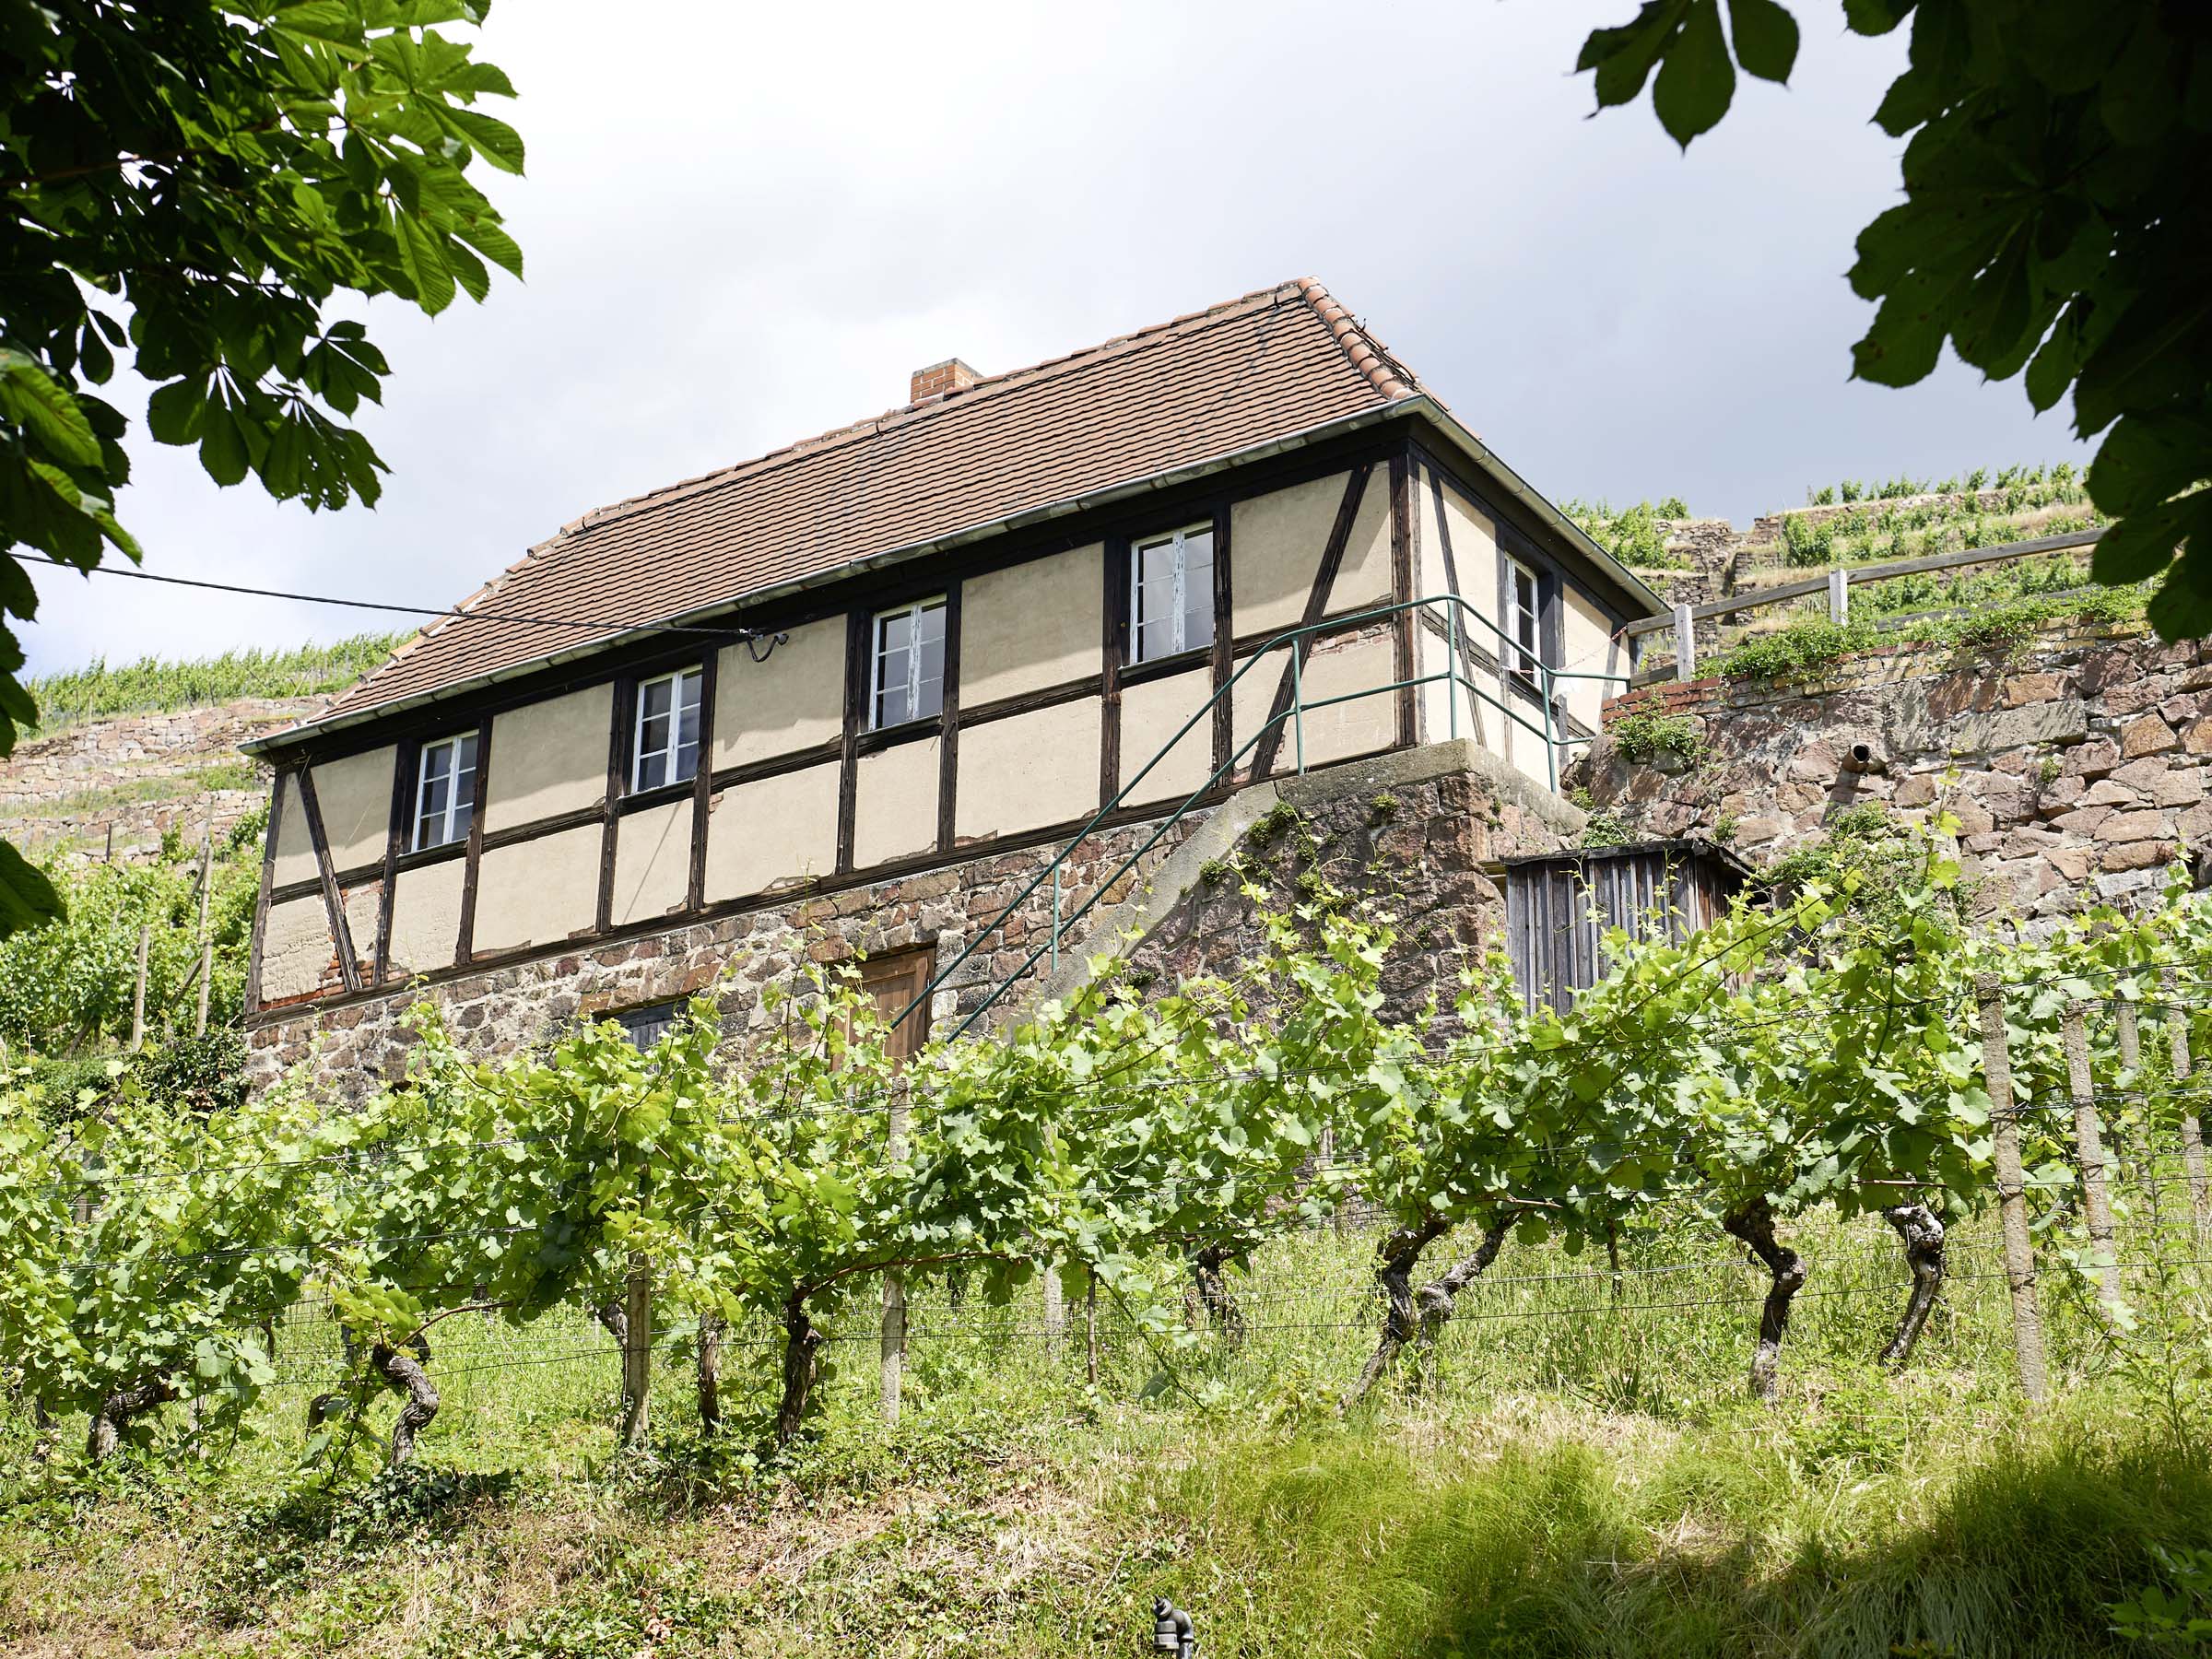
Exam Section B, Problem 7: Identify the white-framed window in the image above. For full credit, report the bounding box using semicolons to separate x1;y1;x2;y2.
632;666;703;791
412;732;478;851
1506;560;1543;689
869;597;946;729
1130;524;1215;664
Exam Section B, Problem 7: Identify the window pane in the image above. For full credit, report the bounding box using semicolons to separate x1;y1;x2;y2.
450;792;474;843
640;707;670;760
875;643;911;727
417;765;450;847
874;610;917;728
641;677;673;723
914;624;944;719
1182;530;1214;651
637;750;668;792
915;602;945;651
675;673;701;782
1135;615;1176;663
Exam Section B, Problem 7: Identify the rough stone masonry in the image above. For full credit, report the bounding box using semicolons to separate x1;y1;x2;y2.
1577;618;2212;919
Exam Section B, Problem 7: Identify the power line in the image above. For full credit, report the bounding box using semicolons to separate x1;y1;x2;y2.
18;552;773;643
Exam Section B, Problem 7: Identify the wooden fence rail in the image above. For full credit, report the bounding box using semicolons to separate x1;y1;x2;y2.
1621;527;2105;683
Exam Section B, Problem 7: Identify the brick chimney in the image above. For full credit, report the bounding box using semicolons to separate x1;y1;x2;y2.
910;358;982;405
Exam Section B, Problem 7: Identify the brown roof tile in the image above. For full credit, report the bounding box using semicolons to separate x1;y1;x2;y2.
324;277;1424;721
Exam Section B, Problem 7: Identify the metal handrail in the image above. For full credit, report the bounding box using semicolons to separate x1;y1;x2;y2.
890;590;1628;1042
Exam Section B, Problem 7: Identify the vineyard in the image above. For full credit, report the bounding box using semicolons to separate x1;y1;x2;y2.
6;825;2212;1653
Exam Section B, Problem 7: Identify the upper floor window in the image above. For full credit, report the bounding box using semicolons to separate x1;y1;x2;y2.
870;597;945;729
633;667;703;791
1131;524;1214;664
1506;560;1542;690
413;733;478;850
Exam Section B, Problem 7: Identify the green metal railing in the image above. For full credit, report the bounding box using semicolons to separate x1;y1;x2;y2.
894;591;1628;1041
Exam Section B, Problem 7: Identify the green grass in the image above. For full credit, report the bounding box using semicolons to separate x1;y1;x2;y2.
5;1189;2210;1657
23;632;405;731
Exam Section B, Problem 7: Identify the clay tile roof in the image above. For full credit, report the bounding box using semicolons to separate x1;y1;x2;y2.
323;277;1425;722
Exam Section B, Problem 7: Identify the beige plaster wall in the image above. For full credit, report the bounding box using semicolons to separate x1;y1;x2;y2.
484;684;611;835
715;616;845;769
386;857;465;977
1415;469;1451;611
853;738;940;868
703;761;840;901
1232;471;1354;639
312;747;395;871
962;546;1102;705
339;883;378;974
1439;481;1500;641
956;699;1100;841
1561;587;1618;733
1119;667;1215;806
260;895;335;1003
612;799;693;925
271;774;320;888
1324;468;1395;619
1235;629;1395;774
472;824;601;955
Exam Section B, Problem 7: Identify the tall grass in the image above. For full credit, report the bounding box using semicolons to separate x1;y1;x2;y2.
23;631;405;730
6;1185;2208;1656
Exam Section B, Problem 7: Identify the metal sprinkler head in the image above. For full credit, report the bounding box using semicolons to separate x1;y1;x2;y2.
1153;1596;1196;1659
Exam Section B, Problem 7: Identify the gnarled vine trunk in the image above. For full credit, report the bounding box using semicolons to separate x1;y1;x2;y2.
87;1374;176;1462
1343;1213;1512;1409
697;1312;724;1437
594;1297;640;1427
775;1289;822;1446
371;1340;441;1466
1411;1217;1513;1363
1186;1244;1245;1344
1724;1199;1806;1402
1877;1202;1946;1369
594;1298;628;1345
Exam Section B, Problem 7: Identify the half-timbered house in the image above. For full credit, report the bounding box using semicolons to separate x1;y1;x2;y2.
241;278;1661;1084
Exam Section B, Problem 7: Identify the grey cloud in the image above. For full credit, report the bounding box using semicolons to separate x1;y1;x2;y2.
22;0;2090;677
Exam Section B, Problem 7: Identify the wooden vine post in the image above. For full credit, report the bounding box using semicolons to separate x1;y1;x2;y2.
2165;967;2210;1241
880;1077;909;1428
128;925;150;1052
2062;1000;2124;1319
619;1253;652;1450
1974;974;2048;1403
1085;1269;1099;1387
2114;1000;2161;1224
194;809;215;1038
1041;1255;1065;1359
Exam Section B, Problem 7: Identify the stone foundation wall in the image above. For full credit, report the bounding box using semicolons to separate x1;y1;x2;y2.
1120;765;1556;1023
248;741;1583;1092
1578;620;2210;919
248;811;1212;1093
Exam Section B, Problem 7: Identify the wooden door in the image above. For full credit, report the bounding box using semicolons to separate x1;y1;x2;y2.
856;945;935;1068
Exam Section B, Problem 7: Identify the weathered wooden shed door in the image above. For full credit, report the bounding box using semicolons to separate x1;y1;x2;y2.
856;946;936;1069
1502;841;1747;1015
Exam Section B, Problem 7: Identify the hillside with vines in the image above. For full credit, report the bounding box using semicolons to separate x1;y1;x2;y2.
6;814;2212;1651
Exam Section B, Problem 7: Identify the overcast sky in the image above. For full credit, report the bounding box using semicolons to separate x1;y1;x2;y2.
22;0;2092;678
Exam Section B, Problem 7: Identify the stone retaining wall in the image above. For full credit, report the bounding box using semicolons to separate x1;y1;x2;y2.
0;698;314;861
1578;620;2208;918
